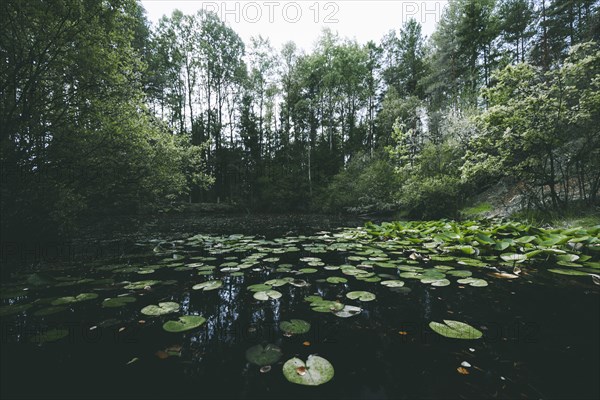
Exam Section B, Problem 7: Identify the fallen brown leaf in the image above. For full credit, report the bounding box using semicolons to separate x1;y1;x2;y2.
457;367;470;375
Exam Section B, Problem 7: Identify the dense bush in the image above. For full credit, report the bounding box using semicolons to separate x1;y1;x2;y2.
319;152;400;213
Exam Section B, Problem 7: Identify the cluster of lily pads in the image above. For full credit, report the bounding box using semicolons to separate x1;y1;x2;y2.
363;220;599;279
0;220;597;360
244;319;335;385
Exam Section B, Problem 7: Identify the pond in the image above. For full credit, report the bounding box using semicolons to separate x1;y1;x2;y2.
1;218;599;399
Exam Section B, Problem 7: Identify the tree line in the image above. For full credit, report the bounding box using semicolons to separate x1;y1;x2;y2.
1;0;599;239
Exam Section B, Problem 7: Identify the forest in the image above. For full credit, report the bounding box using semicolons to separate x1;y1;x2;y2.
1;1;600;399
2;0;599;241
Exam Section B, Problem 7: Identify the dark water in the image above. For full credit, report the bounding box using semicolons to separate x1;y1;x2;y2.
1;220;599;399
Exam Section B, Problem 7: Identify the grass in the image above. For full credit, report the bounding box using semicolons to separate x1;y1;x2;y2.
512;206;600;228
460;202;494;218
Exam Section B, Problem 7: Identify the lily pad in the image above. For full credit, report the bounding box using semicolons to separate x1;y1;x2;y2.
253;290;282;301
124;280;161;290
346;291;376;302
457;278;488;287
140;302;179;316
429;320;483;339
102;296;136;308
548;269;590;276
326;277;347;284
51;293;98;306
333;305;362;318
192;280;223;291
500;253;527;263
282;355;334;386
447;270;472;278
163;315;206;333
280;319;311;334
247;283;272;292
380;280;405;287
265;278;290;287
245;344;282;366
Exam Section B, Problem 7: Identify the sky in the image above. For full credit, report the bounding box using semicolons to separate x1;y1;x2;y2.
140;0;449;52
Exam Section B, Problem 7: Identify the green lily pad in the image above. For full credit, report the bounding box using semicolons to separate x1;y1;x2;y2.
280;319;311;334
447;270;472;278
380;280;405;287
245;344;282;366
548;269;590;276
429;320;483;339
253;290;282;301
265;278;290;287
140;302;179;316
192;280;223;291
500;253;527;263
457;278;488;287
298;268;318;274
163;315;206;332
102;296;136;308
247;283;272;292
282;355;334;386
326;277;347;284
124;280;160;290
51;293;98;306
309;299;344;312
346;291;376;302
333;305;362;318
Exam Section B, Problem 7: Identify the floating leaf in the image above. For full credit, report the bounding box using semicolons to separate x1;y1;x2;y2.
547;269;589;276
447;270;472;278
457;278;488;287
245;344;282;366
247;283;272;292
140;302;179;316
162;315;206;333
280;319;311;334
253;290;282;301
124;280;160;290
457;366;470;375
380;280;405;287
429;320;482;339
333;305;362;318
102;297;136;308
326;277;347;284
264;278;290;287
192;280;223;291
298;268;318;274
51;293;98;306
346;291;376;302
282;355;334;386
500;253;527;263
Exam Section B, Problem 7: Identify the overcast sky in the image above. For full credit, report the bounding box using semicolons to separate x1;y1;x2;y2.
140;1;449;52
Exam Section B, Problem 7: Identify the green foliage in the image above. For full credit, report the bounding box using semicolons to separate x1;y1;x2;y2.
0;0;212;240
319;151;400;212
463;42;600;209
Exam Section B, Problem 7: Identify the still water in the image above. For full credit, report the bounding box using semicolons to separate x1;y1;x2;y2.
1;219;598;399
